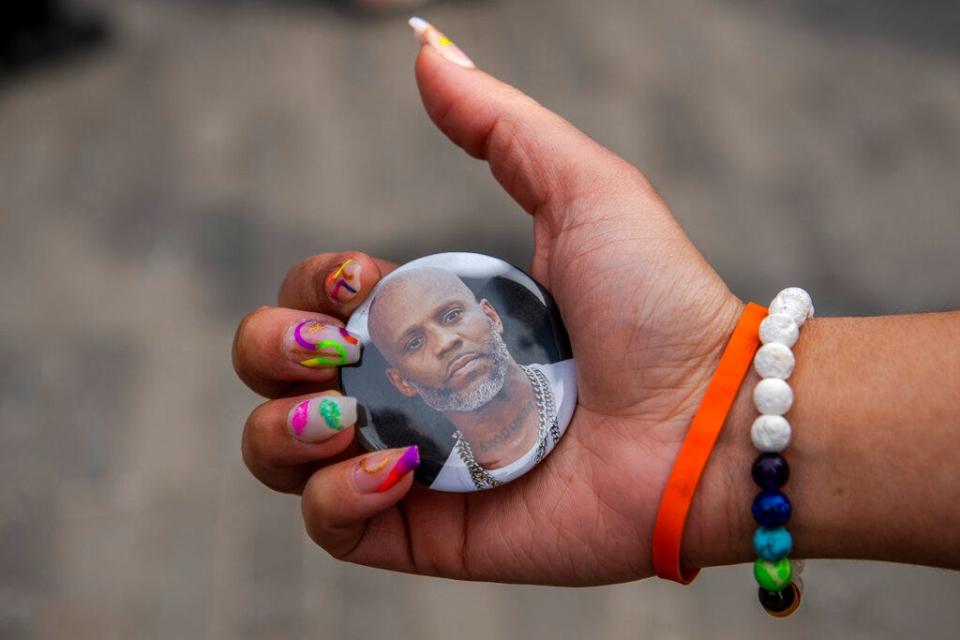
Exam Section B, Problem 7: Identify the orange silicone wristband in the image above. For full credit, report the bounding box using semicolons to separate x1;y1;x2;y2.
652;302;768;584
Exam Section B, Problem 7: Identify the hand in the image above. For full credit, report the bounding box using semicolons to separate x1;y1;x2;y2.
232;36;746;586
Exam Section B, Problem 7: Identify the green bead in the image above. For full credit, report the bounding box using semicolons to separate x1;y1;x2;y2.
754;557;793;591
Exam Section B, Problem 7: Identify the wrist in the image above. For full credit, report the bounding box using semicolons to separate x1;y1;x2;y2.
659;296;762;572
683;315;828;570
680;349;758;569
685;312;960;570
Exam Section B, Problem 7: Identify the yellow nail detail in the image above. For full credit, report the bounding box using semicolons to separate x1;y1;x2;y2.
329;259;352;282
359;453;394;474
408;17;476;69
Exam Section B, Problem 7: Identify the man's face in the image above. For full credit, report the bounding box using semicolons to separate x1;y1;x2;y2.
369;270;512;412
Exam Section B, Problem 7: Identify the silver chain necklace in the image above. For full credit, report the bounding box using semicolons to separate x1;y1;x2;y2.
453;365;560;490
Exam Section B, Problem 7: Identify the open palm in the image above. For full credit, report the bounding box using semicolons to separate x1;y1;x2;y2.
235;44;745;587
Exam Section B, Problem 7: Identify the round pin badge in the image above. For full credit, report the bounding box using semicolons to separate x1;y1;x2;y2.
341;252;576;492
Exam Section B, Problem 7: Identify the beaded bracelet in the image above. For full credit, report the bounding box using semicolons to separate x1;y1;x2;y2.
750;287;813;617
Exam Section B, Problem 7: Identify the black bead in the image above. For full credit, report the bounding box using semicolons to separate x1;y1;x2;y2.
751;453;790;489
758;584;796;613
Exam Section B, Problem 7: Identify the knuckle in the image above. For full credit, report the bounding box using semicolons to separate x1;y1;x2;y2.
241;404;307;495
280;261;308;305
240;405;271;471
300;477;327;546
233;306;272;373
300;472;364;560
280;254;332;309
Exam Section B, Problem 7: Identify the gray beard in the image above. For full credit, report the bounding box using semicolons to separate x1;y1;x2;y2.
411;325;512;412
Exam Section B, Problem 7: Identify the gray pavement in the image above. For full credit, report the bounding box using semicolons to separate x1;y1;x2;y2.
1;0;959;638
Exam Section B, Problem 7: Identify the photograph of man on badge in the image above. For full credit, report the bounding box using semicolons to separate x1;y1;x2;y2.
342;257;577;492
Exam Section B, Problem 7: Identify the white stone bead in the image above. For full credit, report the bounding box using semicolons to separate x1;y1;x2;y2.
759;313;799;347
753;378;794;415
751;414;792;452
770;287;814;327
754;342;796;379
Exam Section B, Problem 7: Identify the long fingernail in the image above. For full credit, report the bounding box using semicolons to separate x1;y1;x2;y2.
288;395;357;443
408;17;476;69
284;320;361;368
353;446;420;493
326;258;362;305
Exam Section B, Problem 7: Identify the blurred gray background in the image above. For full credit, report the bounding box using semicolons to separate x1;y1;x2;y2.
2;0;959;638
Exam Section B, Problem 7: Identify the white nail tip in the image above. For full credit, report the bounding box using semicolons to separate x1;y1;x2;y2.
409;17;429;33
409;17;430;44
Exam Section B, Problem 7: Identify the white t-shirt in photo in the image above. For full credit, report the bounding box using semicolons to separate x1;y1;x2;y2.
430;359;577;492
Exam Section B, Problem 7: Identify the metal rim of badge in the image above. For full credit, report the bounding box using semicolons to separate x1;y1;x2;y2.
340;252;577;493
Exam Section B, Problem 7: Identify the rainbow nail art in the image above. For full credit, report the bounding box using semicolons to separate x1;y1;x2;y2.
288;396;358;442
376;445;420;492
285;320;361;368
354;446;420;493
326;259;362;304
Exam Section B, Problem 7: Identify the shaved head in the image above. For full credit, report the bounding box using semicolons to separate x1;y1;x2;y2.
366;268;514;412
368;268;476;353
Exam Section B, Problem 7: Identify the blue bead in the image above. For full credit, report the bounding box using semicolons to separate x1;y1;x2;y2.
751;453;790;489
752;490;792;527
753;526;793;561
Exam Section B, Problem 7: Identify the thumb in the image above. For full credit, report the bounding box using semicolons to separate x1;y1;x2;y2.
412;19;651;229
